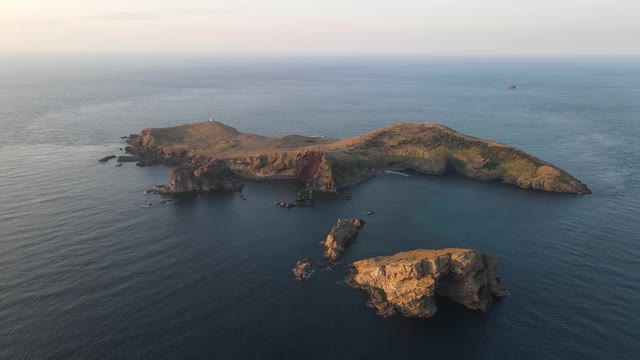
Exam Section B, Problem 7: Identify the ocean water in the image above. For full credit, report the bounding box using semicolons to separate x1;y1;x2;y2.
0;55;639;359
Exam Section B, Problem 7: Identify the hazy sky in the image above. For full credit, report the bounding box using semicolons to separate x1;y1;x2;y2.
1;0;639;55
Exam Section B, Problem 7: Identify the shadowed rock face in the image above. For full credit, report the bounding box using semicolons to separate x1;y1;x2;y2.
320;219;365;261
158;162;244;194
128;121;591;194
346;249;508;318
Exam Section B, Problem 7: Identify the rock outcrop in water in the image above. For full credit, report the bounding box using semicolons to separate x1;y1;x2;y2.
292;259;313;282
98;155;116;163
346;249;508;318
320;218;365;261
126;121;591;194
157;161;244;194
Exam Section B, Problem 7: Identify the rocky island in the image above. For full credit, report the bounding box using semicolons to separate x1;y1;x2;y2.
346;249;508;318
292;258;313;282
124;120;590;196
320;218;366;261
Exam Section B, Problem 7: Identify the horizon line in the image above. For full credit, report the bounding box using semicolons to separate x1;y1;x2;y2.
2;50;640;58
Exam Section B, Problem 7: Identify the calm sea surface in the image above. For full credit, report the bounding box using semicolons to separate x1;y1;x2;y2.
0;55;639;359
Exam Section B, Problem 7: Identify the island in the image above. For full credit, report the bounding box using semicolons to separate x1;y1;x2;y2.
320;218;366;261
292;258;313;282
346;248;508;318
124;120;590;195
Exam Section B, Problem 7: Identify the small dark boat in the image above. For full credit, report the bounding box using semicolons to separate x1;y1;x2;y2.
506;85;517;89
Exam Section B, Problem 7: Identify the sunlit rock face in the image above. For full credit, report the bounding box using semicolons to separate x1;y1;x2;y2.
320;218;365;261
346;249;508;318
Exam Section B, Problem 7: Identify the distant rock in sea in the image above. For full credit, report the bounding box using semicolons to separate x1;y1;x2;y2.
346;249;507;318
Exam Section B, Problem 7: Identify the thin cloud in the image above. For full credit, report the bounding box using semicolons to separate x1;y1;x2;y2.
86;8;233;22
87;12;160;21
170;8;233;15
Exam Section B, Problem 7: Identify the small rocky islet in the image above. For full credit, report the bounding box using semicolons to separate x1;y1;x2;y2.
104;120;591;319
292;259;313;282
292;218;365;282
293;218;507;318
346;249;508;318
320;218;366;262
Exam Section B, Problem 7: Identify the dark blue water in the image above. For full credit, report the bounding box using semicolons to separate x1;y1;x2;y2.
1;55;639;359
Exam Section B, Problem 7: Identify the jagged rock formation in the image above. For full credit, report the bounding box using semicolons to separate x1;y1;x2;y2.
346;249;508;318
157;161;244;194
320;219;365;261
292;259;313;282
126;121;591;194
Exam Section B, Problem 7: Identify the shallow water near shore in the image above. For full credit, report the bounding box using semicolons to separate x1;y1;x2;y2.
1;55;639;359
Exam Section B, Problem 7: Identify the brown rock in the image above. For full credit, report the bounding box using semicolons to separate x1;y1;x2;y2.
321;218;365;261
292;259;313;282
158;161;244;194
346;248;507;318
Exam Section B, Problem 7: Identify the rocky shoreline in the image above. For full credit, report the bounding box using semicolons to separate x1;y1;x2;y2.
155;162;244;194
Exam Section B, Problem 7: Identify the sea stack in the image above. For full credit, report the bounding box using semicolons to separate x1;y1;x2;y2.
320;218;365;261
346;248;508;318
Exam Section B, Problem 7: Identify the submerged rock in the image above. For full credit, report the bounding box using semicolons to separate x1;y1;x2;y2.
320;218;365;261
275;201;295;208
346;248;507;318
136;160;154;167
158;161;244;194
292;259;313;282
117;156;138;163
98;155;116;163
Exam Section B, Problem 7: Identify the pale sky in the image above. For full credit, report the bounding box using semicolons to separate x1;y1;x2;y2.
1;0;639;55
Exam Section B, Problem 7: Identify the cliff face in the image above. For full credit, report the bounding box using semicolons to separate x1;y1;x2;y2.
346;249;508;318
320;218;365;261
158;162;244;194
127;121;590;195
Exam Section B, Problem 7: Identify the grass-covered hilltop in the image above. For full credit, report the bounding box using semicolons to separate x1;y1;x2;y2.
127;121;591;195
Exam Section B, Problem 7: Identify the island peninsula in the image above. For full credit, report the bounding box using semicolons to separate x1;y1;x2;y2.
124;121;590;196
